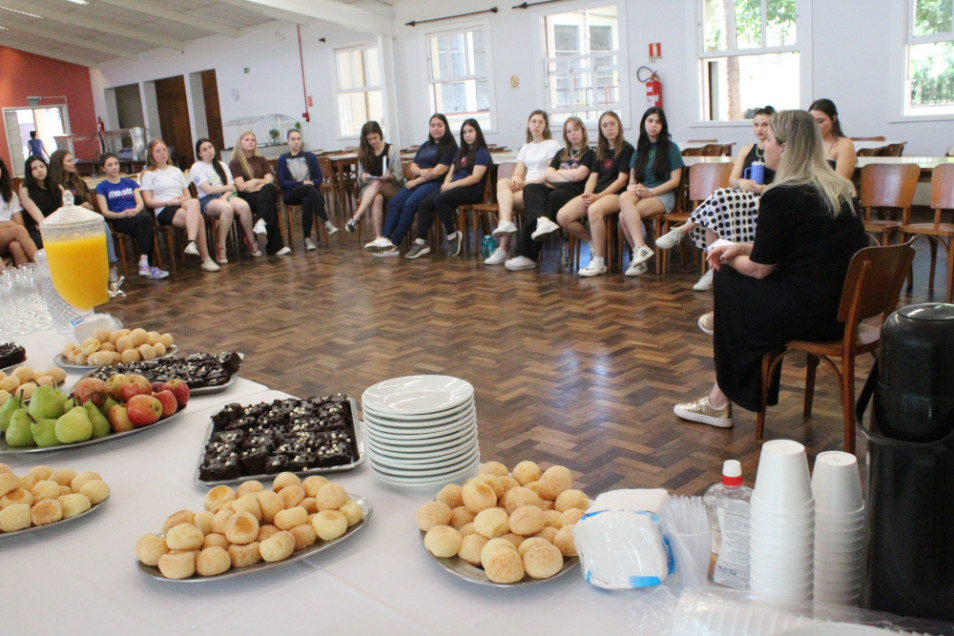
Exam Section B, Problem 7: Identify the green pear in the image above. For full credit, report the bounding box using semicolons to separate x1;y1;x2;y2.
0;395;22;432
30;418;60;448
99;396;119;418
54;407;93;444
28;385;68;420
83;402;110;439
5;409;36;447
63;398;75;411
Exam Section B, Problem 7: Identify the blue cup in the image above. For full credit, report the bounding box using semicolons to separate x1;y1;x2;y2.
743;162;765;185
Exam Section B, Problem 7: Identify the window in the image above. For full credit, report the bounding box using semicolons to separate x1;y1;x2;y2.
335;44;384;137
699;0;798;121
543;5;620;125
427;26;493;131
906;0;954;115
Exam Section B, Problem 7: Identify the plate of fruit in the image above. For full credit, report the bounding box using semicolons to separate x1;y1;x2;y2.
0;373;190;453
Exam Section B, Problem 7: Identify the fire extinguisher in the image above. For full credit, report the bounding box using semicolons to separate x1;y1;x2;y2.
637;66;663;110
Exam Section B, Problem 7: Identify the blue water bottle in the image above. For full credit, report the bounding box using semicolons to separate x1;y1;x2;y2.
482;235;495;258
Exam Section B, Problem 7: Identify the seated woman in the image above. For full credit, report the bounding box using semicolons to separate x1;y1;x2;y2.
655;105;776;291
18;155;62;247
485;110;561;265
345;121;403;238
0;157;37;266
405;118;492;259
277;129;336;250
191;138;260;264
140;139;219;272
672;109;866;428
94;153;168;279
556;111;634;277
504;117;593;271
809;98;857;180
229;131;290;256
618;107;684;277
367;113;458;254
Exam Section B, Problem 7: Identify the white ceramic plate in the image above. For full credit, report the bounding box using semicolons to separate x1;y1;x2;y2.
137;495;371;582
362;399;474;425
371;456;481;489
369;446;480;478
775;624;897;635
366;427;478;457
367;442;479;471
0;406;187;454
54;345;179;370
363;403;476;429
0;494;109;539
364;414;476;442
361;375;473;416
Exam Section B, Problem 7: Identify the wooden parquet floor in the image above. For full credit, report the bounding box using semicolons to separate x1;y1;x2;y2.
107;218;942;497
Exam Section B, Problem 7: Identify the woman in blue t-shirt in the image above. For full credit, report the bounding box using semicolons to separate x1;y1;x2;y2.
94;153;168;279
368;114;458;254
405;118;492;259
618;107;684;277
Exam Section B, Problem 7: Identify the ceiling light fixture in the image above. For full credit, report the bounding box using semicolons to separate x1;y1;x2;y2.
0;5;43;19
64;0;89;4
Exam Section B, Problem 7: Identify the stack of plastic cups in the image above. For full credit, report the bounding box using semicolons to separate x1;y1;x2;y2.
812;451;865;606
749;439;815;605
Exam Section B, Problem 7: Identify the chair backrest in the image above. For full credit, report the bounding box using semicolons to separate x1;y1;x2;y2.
402;161;416;179
317;156;335;183
850;136;886;142
836;242;915;336
855;148;880;157
701;144;725;157
681;147;705;157
881;143;905;157
859;163;920;209
688;161;733;203
931;163;954;211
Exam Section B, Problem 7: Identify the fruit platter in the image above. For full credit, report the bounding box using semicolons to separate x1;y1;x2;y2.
0;373;189;453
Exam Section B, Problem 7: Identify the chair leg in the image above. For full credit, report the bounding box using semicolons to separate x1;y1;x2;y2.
928;237;938;290
756;351;773;440
803;353;819;417
840;356;856;455
114;234;129;279
947;241;954;303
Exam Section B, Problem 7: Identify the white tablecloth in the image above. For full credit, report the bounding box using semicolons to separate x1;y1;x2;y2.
3;330;631;635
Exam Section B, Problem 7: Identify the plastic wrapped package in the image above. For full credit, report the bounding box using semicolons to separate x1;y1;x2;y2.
574;508;673;590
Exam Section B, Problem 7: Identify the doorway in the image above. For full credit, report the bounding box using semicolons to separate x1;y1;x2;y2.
154;75;193;168
2;106;68;177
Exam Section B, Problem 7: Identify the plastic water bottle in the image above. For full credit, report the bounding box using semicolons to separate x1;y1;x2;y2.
482;235;495;258
34;250;92;336
702;459;752;590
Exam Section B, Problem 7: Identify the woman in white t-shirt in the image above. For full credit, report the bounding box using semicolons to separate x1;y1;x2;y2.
191;138;260;264
140;139;219;272
485;110;561;265
0;157;37;266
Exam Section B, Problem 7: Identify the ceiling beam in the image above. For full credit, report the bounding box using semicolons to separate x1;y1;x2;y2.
216;0;314;26
0;0;186;51
0;35;101;67
224;0;394;36
0;21;139;59
91;0;242;39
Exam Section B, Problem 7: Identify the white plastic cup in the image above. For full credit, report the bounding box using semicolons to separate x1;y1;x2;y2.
812;451;864;515
667;528;711;589
754;440;813;508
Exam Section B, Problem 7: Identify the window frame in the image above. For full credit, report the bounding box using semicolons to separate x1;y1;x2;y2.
896;0;954;119
332;41;385;141
538;1;628;128
424;20;497;134
687;0;813;126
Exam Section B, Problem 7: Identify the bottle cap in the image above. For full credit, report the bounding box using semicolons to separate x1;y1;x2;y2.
721;459;743;486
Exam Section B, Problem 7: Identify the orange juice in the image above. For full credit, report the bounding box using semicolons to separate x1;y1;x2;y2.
45;233;109;310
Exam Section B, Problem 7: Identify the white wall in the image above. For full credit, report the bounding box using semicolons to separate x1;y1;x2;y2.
89;0;953;159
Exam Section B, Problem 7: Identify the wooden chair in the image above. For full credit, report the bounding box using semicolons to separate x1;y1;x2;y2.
316;156;340;217
859;163;920;245
756;241;915;454
458;162;514;254
881;143;906;157
280;198;329;251
902;163;954;302
658;162;733;274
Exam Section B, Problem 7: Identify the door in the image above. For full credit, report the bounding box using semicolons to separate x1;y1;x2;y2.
154;75;193;168
201;70;224;152
2;106;68;177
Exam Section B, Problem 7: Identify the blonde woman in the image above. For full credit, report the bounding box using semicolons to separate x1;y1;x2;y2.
229;131;290;256
673;110;865;428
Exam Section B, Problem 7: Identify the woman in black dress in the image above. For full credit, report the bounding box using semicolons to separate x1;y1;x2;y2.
673;109;866;428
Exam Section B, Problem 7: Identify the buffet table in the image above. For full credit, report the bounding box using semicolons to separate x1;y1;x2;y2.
3;330;627;634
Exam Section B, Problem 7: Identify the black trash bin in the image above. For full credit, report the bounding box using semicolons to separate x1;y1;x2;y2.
858;303;954;622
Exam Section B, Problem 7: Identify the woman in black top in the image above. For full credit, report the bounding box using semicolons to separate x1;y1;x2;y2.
672;110;866;429
18;155;62;247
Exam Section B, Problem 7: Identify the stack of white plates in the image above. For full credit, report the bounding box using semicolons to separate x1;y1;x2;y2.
361;375;480;488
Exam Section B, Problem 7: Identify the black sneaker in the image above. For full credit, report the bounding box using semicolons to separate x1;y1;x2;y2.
448;231;463;257
406;241;431;259
345;218;358;233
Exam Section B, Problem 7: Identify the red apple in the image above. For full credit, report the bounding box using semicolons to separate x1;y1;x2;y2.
151;381;166;394
126;394;163;427
106;373;126;401
154;390;178;418
121;374;153;402
107;404;134;433
161;379;190;408
72;377;110;407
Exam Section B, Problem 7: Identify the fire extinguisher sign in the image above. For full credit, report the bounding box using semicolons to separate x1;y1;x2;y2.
649;43;662;60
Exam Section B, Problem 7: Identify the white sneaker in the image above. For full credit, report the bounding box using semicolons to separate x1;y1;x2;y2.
505;255;537;271
324;220;338;235
531;217;560;241
372;246;399;258
184;241;200;257
253;218;267;236
200;257;220;272
624;261;649;277
304;238;318;251
674;396;732;428
275;246;292;256
493;221;517;236
693;268;714;291
631;245;654;267
484;247;508;265
655;227;684;250
698;312;714;335
365;237;391;250
578;261;607;277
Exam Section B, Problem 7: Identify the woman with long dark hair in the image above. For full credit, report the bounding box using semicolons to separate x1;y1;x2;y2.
345;121;402;239
405;118;493;259
18;155;62;247
367;113;458;255
808;98;856;180
618;107;684;277
0;157;37;266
